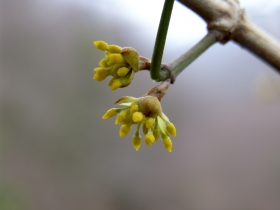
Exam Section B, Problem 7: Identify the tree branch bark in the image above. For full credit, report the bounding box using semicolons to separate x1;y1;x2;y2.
178;0;280;72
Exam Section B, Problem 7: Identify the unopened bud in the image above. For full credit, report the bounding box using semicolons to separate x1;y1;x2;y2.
121;47;139;71
138;96;162;118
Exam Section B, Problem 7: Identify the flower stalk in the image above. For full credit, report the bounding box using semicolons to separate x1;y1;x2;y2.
150;0;175;81
169;32;217;77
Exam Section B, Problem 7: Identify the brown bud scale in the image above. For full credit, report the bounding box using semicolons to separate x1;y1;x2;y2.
138;96;162;118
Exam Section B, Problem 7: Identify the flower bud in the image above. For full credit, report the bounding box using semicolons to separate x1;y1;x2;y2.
142;124;148;135
138;96;162;118
93;41;108;51
145;118;155;128
102;108;118;119
153;128;161;141
93;68;108;81
167;123;177;137
118;71;135;88
122;114;133;125
132;135;142;151
107;54;123;66
117;67;130;76
110;79;122;90
162;136;172;152
115;111;127;124
107;45;122;53
132;112;144;123
145;133;155;146
120;47;139;71
119;124;131;137
130;104;139;114
98;58;109;68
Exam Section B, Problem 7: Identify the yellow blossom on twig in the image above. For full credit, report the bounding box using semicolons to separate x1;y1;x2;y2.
102;94;176;152
93;40;140;90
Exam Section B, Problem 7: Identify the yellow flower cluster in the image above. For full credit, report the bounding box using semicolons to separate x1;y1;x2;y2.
93;40;139;90
102;95;176;152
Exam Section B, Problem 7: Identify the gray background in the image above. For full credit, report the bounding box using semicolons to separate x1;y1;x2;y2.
1;0;280;209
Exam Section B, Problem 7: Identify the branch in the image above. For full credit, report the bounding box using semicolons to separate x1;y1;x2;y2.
178;0;280;72
150;0;175;81
169;32;217;77
138;32;217;82
232;16;280;71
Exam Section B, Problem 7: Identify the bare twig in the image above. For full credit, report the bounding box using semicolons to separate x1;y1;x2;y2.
145;79;171;101
232;16;280;70
169;32;217;77
178;0;280;72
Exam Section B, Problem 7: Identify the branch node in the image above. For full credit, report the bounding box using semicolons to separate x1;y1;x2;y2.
161;64;176;84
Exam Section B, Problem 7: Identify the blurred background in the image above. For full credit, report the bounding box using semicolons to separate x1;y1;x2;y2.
1;0;280;209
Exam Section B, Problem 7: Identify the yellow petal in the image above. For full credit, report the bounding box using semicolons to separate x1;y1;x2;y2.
102;108;117;119
107;45;122;53
107;54;123;66
162;137;172;152
132;112;144;123
119;124;131;137
111;64;121;75
115;111;127;124
142;124;148;135
132;135;142;151
93;67;103;72
93;68;107;81
110;79;122;90
167;123;176;137
108;77;115;86
117;67;130;76
145;118;155;128
153;128;161;141
122;114;133;125
145;134;155;146
93;41;108;51
98;58;109;67
130;104;139;114
118;70;134;88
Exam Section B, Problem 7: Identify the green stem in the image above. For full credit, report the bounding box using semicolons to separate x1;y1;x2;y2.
150;0;175;81
169;32;217;77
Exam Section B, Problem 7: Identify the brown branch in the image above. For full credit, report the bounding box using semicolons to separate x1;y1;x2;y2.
232;16;280;70
178;0;280;72
145;79;171;101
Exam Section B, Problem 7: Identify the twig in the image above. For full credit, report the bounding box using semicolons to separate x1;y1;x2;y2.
169;32;217;77
178;0;280;72
150;0;175;81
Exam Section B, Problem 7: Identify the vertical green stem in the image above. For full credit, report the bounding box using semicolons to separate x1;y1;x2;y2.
150;0;175;81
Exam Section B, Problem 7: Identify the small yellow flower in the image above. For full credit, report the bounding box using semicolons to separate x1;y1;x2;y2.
93;40;140;90
145;118;155;128
132;112;144;122
166;123;176;137
102;108;118;119
102;95;176;152
145;133;155;146
153;127;161;141
94;41;108;51
119;124;131;137
110;79;122;91
162;136;172;152
129;104;139;114
132;134;142;151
